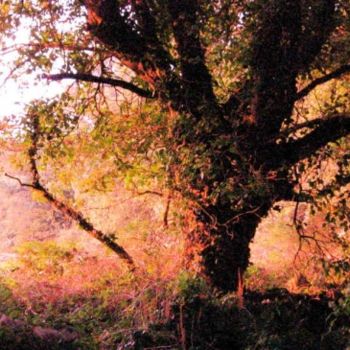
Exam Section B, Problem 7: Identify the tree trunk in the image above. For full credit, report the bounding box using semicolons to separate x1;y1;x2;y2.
171;108;277;292
185;201;272;292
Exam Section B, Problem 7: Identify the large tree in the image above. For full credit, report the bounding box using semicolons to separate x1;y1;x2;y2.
1;0;350;291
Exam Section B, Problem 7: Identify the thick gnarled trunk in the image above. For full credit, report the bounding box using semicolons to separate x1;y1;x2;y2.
184;199;273;292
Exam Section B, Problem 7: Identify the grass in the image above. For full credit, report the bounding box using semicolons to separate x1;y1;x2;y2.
0;240;349;349
0;240;181;349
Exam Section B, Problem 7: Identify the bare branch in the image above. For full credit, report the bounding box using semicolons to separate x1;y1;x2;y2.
296;64;350;100
45;73;154;99
163;193;172;228
4;173;35;188
19;112;136;270
35;181;136;270
276;114;350;167
135;190;163;197
291;173;329;260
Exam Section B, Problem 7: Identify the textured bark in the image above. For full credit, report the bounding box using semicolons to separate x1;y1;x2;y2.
186;206;271;292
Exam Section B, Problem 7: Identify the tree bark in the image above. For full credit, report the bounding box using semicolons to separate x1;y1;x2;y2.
186;204;271;292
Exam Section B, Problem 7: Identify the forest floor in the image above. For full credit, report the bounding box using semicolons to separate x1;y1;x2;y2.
0;245;349;350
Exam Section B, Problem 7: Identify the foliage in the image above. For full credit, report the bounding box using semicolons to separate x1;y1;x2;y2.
0;238;179;349
15;241;75;275
0;237;349;349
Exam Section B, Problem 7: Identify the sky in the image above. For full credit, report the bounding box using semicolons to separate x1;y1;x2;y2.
0;73;65;118
0;25;66;121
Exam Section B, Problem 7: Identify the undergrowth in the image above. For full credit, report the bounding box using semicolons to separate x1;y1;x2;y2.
0;241;349;349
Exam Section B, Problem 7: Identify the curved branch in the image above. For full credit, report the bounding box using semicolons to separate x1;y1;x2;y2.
22;113;136;270
45;73;154;99
280;117;333;137
4;173;36;188
276;114;350;167
296;64;350;100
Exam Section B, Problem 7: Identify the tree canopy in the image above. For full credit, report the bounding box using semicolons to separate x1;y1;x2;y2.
1;0;350;292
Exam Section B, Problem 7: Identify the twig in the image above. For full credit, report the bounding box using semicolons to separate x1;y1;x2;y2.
4;173;35;188
221;205;262;227
163;193;172;228
136;190;163;197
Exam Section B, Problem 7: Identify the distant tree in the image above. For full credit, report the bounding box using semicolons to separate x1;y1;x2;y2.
1;0;349;291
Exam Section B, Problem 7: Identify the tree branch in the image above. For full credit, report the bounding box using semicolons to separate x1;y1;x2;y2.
20;112;136;270
1;42;104;55
251;1;302;140
298;0;336;70
296;64;350;100
83;0;174;88
129;0;160;46
167;0;218;115
4;173;36;188
135;190;163;197
276;114;350;166
84;0;147;62
45;73;154;99
280;117;333;137
163;193;172;229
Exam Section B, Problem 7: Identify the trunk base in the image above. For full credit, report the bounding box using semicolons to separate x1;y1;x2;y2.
185;207;270;292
